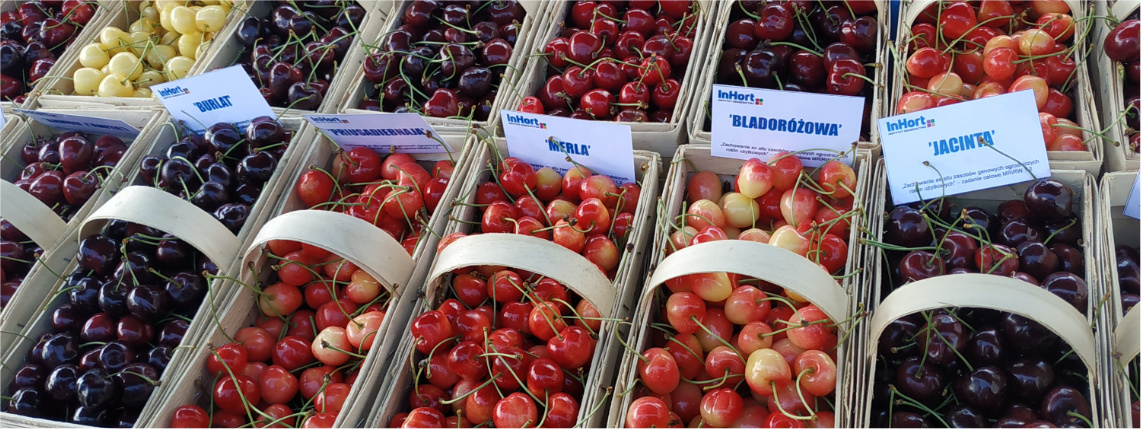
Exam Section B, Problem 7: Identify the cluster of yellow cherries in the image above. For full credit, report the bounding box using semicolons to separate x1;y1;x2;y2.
72;0;233;98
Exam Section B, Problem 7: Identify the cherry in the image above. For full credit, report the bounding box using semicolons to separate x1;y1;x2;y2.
1105;19;1140;63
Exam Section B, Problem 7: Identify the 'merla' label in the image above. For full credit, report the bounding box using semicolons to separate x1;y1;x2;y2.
501;110;635;185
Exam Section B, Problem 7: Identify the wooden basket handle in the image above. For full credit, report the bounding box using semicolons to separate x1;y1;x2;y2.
0;180;67;248
79;186;240;265
243;210;415;294
1116;306;1140;367
427;233;616;318
868;273;1097;375
645;240;850;322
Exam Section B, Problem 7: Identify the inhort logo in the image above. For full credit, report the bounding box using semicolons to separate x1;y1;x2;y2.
885;116;933;135
504;112;546;129
156;86;189;99
309;116;350;124
717;89;762;106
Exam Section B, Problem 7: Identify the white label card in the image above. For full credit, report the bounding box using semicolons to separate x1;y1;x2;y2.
15;108;140;139
710;84;863;167
0;110;6;129
1125;172;1140;220
303;113;454;154
151;65;275;133
878;90;1052;205
501;111;636;185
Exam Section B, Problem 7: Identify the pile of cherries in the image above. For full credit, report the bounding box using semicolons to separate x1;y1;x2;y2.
170;242;390;428
0;0;98;102
516;0;699;122
0;219;41;309
625;281;842;428
4;219;220;426
358;0;526;121
897;1;1088;153
232;0;366;110
396;266;603;428
872;179;1094;427
440;145;644;279
292;146;456;255
1103;13;1139;154
621;155;857;428
13;131;129;220
69;1;233;98
669;153;858;273
138;116;292;233
707;1;879;134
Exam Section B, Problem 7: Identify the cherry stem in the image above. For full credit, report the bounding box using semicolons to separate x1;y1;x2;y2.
888;385;952;427
769;41;823;57
917;311;974;372
611;327;648;363
211;348;271;423
770;381;814;420
690;315;745;362
439;375;501;405
1042;216;1077;245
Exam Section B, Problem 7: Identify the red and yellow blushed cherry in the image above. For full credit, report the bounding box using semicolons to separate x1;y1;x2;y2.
720;192;760;229
737;321;776;356
665;292;707;335
928;72;964;97
312;326;352;366
724;285;772;325
1049;133;1085;152
689;171;724;203
744;348;792;396
691;225;728;245
695;308;734;351
794;349;838;397
402;407;445;429
345;311;384;351
769;225;812;257
973;81;1006;99
579;174;619;208
897;91;935;113
785;305;835;351
780;187;820;227
583;235;620;272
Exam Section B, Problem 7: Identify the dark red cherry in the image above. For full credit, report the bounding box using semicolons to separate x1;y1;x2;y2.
1024;179;1073;222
